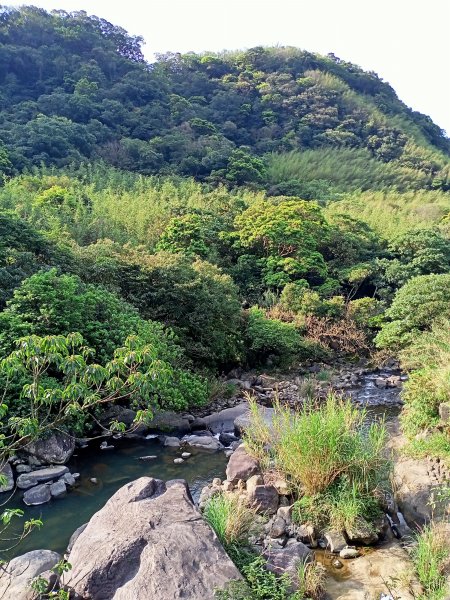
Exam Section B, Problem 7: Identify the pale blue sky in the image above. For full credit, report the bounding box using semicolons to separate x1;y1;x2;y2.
6;0;450;135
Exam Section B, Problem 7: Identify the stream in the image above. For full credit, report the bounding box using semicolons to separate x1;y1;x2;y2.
0;366;403;560
1;439;227;557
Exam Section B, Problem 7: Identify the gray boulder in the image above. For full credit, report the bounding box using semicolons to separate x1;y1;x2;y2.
50;480;67;498
182;435;222;451
248;484;279;515
163;436;181;448
22;432;75;465
345;518;379;545
264;541;312;578
0;549;61;600
226;445;260;482
234;406;276;436
23;483;51;506
203;403;249;434
17;465;69;489
67;523;88;553
324;530;347;553
148;410;192;434
0;462;14;492
63;477;241;599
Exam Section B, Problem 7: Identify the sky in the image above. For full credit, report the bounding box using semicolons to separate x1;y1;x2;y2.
6;0;450;135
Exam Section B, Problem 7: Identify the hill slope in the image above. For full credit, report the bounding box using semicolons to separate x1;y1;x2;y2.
0;5;449;191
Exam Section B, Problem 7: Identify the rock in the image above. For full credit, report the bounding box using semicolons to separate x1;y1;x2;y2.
100;441;115;450
226;445;260;482
100;405;137;429
90;478;98;484
219;432;239;446
50;480;67;498
374;377;387;388
138;455;157;461
148;410;192;434
323;541;422;600
173;458;184;464
273;478;290;496
181;452;192;459
203;403;249;434
270;516;287;538
0;462;14;492
246;474;264;494
277;506;292;524
0;549;61;599
182;435;222;451
345;518;378;545
296;524;315;545
248;484;279;515
222;481;234;492
331;558;344;568
212;478;222;487
164;436;181;448
23;483;52;506
324;530;347;553
67;523;88;553
15;464;32;474
393;457;448;524
264;541;312;578
63;477;241;598
61;472;76;487
22;431;75;465
234;406;276;436
439;402;450;423
339;546;360;559
16;465;69;489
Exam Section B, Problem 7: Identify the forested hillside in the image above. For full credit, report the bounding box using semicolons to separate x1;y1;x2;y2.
0;6;450;597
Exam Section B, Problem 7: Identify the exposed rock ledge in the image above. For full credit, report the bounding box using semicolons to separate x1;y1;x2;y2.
63;477;241;599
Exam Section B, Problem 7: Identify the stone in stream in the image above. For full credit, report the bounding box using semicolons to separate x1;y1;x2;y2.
63;477;242;599
23;483;52;505
181;452;191;459
263;540;312;578
164;436;181;448
182;434;222;451
339;546;360;559
225;445;260;482
62;472;77;487
345;517;379;545
202;403;250;434
50;479;67;498
0;549;61;599
22;431;75;465
138;455;157;461
324;530;347;553
16;465;69;489
173;458;184;464
15;463;32;474
0;462;14;492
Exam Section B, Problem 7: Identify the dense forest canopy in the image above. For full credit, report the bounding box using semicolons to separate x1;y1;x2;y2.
0;5;449;192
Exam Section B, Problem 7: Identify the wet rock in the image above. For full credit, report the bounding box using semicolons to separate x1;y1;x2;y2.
50;480;67;498
181;452;191;459
226;445;260;482
173;458;184;464
63;478;242;598
22;431;75;465
182;435;222;451
331;558;343;569
23;483;52;505
0;549;61;599
339;546;360;559
0;462;14;492
17;465;69;489
324;530;347;553
219;432;239;446
15;464;32;474
248;484;279;515
100;441;114;450
90;478;98;485
164;436;181;448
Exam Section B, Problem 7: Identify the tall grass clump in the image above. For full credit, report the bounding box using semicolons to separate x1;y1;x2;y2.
203;493;255;556
244;395;389;531
412;523;450;600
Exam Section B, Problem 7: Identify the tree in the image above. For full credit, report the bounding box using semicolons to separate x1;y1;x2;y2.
375;274;450;350
234;198;329;288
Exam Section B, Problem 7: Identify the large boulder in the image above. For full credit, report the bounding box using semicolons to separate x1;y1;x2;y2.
0;549;61;599
247;484;279;515
202;403;249;434
17;466;69;489
234;406;276;436
148;410;192;434
0;462;14;492
63;477;241;599
182;434;222;451
226;445;260;482
263;541;312;578
393;457;449;525
22;432;75;465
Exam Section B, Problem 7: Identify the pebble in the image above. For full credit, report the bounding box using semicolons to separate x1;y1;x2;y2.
340;546;360;559
331;558;344;569
90;477;98;484
181;452;191;459
138;455;157;461
173;458;184;464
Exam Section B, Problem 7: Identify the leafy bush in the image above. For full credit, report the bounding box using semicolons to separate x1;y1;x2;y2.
244;307;314;366
375;274;450;350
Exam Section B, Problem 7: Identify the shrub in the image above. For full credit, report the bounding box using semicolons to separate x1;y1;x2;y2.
244;307;315;366
375;274;450;350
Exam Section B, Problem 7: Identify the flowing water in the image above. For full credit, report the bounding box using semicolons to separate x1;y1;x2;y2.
0;438;227;557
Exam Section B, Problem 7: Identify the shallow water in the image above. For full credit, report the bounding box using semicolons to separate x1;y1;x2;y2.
1;438;227;557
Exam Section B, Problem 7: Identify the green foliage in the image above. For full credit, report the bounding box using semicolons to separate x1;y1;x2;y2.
244;396;388;531
244;307;314;366
412;523;450;600
203;493;256;553
375;274;450;350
